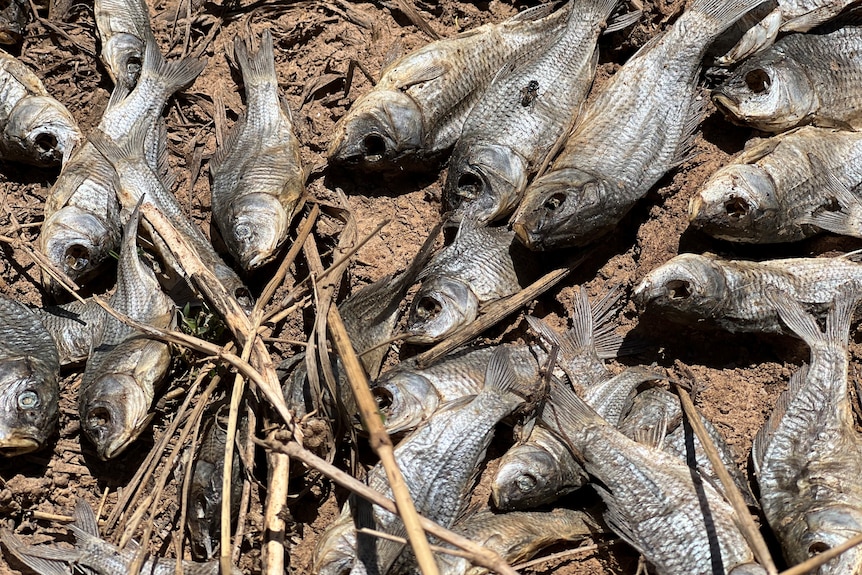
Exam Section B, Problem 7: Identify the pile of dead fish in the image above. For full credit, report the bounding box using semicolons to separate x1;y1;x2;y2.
4;0;862;573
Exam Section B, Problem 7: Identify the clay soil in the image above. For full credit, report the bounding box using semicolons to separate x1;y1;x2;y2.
1;0;859;574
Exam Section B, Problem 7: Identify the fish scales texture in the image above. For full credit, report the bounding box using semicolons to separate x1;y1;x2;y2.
634;253;862;334
210;29;304;271
714;26;862;133
754;285;862;572
546;382;765;574
94;0;153;88
689;127;862;243
0;296;60;456
31;299;106;365
444;0;616;223
0;50;81;166
350;350;524;575
512;0;764;250
327;2;569;170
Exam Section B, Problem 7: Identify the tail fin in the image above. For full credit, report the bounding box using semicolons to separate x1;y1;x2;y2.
141;36;206;95
234;28;277;86
688;0;768;37
0;530;71;575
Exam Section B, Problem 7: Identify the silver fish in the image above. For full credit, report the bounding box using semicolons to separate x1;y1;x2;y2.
405;221;538;343
689;127;862;243
78;203;175;460
39;39;204;292
717;0;859;65
753;284;862;573
545;380;766;574
94;0;153;89
1;498;237;574
210;29;304;270
0;49;81;166
713;25;862;132
327;3;569;171
443;0;617;223
633;252;862;334
512;0;764;250
0;296;60;456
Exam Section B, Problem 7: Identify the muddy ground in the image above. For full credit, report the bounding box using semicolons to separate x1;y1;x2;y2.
1;0;859;573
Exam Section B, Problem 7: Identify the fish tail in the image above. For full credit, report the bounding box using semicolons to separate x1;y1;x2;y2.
73;498;100;536
687;0;767;36
827;283;862;348
0;529;73;575
234;28;276;85
141;37;206;95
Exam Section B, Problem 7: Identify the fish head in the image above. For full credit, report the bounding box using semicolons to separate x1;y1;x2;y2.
102;33;146;89
40;206;118;292
632;254;729;323
225;193;289;270
513;167;611;250
2;96;81;166
492;443;568;510
0;356;58;456
405;276;479;344
689;164;780;242
801;507;862;575
445;142;529;224
712;54;817;132
372;371;437;434
328;90;424;169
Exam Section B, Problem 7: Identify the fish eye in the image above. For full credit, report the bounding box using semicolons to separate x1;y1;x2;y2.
724;196;750;219
515;473;537;492
17;390;39;409
65;244;90;271
127;56;142;76
744;68;771;94
809;541;830;555
362;134;387;159
372;387;393;411
235;223;252;241
666;279;691;300
34;132;58;155
415;296;442;320
456;173;482;200
543;192;566;212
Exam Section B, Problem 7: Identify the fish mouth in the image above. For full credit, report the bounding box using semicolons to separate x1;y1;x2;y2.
0;435;41;457
512;221;544;251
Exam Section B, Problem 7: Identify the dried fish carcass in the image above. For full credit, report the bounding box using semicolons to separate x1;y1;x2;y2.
443;0;617;223
328;2;570;171
210;29;304;271
512;0;764;250
689;127;862;243
95;0;154;89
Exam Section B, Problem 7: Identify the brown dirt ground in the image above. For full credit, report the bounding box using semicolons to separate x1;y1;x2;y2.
2;0;860;574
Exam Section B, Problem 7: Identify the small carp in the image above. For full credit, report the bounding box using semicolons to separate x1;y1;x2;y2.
0;296;60;456
689;127;862;243
1;498;237;574
713;25;862;132
753;284;862;572
512;0;763;250
327;3;569;171
717;0;859;65
443;0;617;223
39;39;204;292
633;252;862;334
187;402;245;561
0;0;27;45
545;381;766;574
0;49;81;166
94;0;153;88
78;203;174;460
210;29;304;270
405;222;538;343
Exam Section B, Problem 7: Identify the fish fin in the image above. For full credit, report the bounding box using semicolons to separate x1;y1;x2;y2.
596;368;668;426
800;210;862;239
601;504;650;558
827;282;862;347
688;0;770;36
543;379;607;449
507;1;559;23
484;347;518;395
797;152;862;238
737;135;781;163
89;118;148;167
526;315;565;352
593;330;625;359
392;220;443;294
604;8;641;33
766;288;823;347
631;414;668;450
393;62;448;90
105;81;132;111
73;499;101;537
0;529;73;575
752;365;808;475
141;37;206;95
210;113;248;168
234;28;276;85
153;118;175;191
670;95;707;167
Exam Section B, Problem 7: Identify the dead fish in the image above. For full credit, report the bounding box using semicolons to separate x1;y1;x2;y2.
39;39;204;292
0;296;60;456
78;203;174;460
633;252;862;334
0;49;81;166
405;221;538;343
372;343;541;434
689;127;862;243
428;506;608;575
713;26;862;132
545;380;767;575
753;284;862;573
512;0;763;250
187;402;245;561
31;299;107;365
0;498;237;574
94;0;153;88
327;2;569;171
210;29;304;271
717;0;859;65
443;0;617;224
0;0;28;45
312;507;357;575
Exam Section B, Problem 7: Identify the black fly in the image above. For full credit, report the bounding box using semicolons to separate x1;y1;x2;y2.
520;80;539;107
